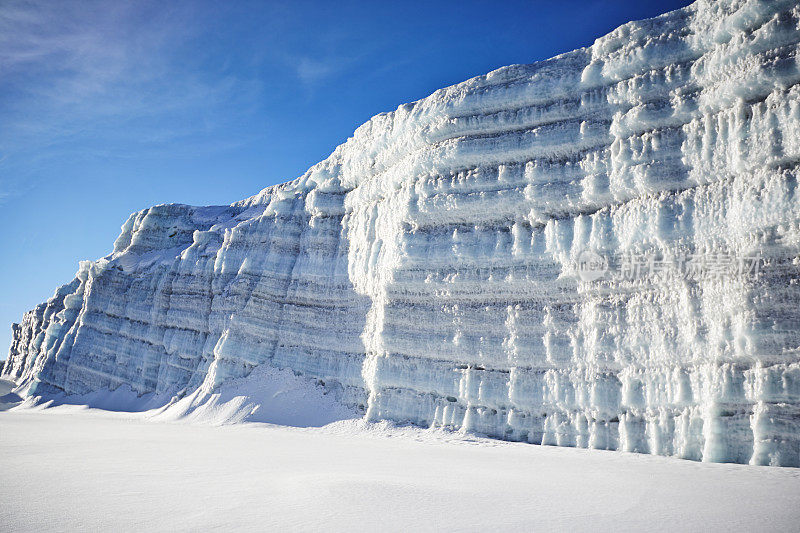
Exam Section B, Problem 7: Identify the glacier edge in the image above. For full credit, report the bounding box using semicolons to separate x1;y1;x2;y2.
5;0;800;466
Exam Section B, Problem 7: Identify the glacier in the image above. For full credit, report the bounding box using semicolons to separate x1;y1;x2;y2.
4;0;800;466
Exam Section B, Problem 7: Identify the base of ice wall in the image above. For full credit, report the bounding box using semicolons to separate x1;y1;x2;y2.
5;0;800;466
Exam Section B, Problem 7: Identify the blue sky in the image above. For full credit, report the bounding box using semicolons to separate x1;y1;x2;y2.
0;0;692;359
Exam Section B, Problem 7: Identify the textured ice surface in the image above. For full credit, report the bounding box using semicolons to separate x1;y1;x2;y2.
5;0;800;465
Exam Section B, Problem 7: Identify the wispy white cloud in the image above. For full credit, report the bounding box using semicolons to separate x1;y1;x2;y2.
0;0;264;199
0;0;400;201
295;56;337;84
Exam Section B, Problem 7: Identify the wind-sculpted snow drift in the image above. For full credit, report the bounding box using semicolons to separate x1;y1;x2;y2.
5;0;800;466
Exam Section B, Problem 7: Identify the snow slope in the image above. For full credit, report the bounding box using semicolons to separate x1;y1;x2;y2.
0;379;21;411
10;366;358;427
5;0;800;465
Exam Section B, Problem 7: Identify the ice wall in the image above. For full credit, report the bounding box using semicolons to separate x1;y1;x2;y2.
5;0;800;466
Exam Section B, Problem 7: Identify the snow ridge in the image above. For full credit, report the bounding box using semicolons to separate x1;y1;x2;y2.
5;0;800;466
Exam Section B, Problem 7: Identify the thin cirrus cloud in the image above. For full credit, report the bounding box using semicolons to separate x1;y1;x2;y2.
0;0;270;199
0;0;379;202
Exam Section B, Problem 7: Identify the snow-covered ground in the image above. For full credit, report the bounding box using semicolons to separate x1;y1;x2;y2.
1;382;799;532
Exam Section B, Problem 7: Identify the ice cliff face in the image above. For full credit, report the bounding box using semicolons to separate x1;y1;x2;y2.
5;0;800;466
